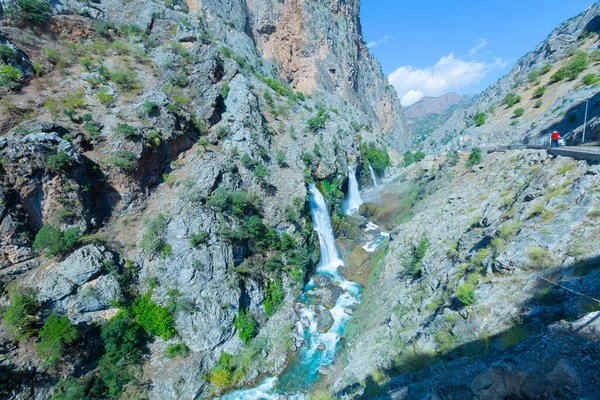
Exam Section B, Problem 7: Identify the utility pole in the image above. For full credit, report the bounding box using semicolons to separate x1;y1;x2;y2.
582;99;589;145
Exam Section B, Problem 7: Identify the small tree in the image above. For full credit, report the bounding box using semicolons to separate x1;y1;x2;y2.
513;108;525;118
33;224;81;257
233;308;256;342
582;73;599;86
473;112;485;127
533;86;546;98
48;151;74;171
465;147;482;167
0;64;22;88
3;286;38;340
115;123;138;139
11;0;51;25
502;93;522;107
36;313;79;364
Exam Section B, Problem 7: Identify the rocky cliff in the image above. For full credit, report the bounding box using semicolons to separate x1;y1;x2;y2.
0;0;407;398
423;2;600;153
325;149;600;398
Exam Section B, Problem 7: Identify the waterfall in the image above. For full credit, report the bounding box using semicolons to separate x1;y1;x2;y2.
217;185;362;399
368;164;379;186
309;185;344;277
343;166;363;215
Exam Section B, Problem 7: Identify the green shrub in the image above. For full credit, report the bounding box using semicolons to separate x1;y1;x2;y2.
111;70;137;91
263;278;283;316
502;93;522;107
361;143;391;175
534;100;543;108
115;123;138;139
551;52;588;82
141;101;158;116
241;153;253;167
473;112;485;126
165;343;188;358
233;308;256;342
3;285;38;340
12;0;50;25
107;150;136;170
456;283;476;305
97;87;115;106
253;162;271;180
265;256;283;271
48;151;74;171
33;224;81;257
131;293;175;340
0;64;22;88
189;231;209;246
140;214;168;254
48;377;89;400
527;70;540;84
539;64;552;75
405;237;429;276
99;312;145;397
306;108;328;132
160;243;172;258
275;150;287;166
170;41;188;56
0;44;15;62
533;86;546;98
498;220;521;238
465;147;482;167
582;73;599;85
513;108;525;118
261;76;294;97
301;152;313;166
36;313;79;364
527;246;554;268
403;151;426;167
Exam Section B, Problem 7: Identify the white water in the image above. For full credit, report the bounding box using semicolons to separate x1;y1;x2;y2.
368;164;379;186
361;222;389;253
218;185;362;399
343;167;363;215
309;185;345;278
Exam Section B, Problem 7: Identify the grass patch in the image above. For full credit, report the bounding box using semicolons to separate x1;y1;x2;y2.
527;246;554;268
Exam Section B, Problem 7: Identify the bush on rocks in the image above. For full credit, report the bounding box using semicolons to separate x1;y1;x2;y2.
2;285;38;340
36;313;79;365
33;223;81;257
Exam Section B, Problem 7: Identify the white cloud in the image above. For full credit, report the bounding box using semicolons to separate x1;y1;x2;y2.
367;35;389;48
389;53;506;106
468;39;487;57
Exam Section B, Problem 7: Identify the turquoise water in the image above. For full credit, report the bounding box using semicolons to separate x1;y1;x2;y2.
218;185;367;399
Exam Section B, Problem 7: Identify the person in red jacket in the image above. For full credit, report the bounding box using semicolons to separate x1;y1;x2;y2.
550;131;561;148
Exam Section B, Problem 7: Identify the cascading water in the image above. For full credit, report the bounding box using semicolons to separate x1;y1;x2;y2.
368;164;379;186
343;166;363;215
218;185;362;399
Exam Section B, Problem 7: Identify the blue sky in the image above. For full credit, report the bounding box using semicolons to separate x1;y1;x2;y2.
360;0;596;105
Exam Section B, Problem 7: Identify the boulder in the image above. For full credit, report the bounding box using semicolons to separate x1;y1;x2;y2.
359;202;377;217
314;274;333;287
316;307;334;332
55;244;114;285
